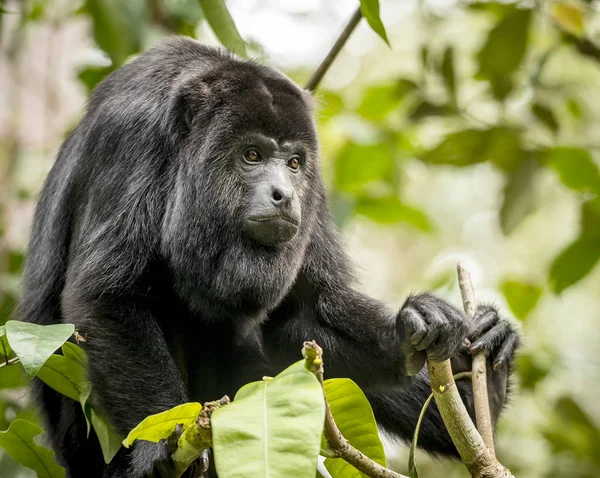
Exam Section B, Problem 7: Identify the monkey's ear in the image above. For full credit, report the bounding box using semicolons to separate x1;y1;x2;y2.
163;77;212;139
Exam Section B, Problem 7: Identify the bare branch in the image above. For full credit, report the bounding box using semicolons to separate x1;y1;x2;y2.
457;263;495;453
305;7;363;92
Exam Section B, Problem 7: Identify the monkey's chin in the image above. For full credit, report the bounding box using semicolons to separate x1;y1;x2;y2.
244;217;299;246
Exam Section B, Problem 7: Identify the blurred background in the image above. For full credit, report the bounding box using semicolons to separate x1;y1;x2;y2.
1;0;600;476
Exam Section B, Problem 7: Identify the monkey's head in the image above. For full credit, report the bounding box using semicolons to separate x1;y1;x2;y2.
167;57;321;248
162;51;323;310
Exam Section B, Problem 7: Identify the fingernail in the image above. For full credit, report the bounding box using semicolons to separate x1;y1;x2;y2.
493;360;502;371
469;346;479;354
463;338;471;347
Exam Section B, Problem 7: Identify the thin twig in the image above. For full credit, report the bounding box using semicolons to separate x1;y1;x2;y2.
304;7;363;92
457;263;495;454
303;341;407;478
0;357;19;369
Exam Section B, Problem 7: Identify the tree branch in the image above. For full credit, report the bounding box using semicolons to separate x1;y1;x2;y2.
424;265;514;478
303;341;408;478
304;7;363;92
457;263;495;453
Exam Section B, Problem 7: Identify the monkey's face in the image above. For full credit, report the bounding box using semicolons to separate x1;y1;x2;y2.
234;134;306;246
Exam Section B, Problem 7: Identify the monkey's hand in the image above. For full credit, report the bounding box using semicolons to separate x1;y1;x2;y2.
451;304;521;424
396;293;469;376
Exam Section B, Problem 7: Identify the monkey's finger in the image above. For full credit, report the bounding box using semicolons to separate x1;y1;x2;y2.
406;350;427;376
414;324;441;352
493;333;520;371
469;321;511;355
398;308;428;346
467;309;498;340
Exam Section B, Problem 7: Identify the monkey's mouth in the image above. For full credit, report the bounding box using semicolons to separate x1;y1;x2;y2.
248;215;299;227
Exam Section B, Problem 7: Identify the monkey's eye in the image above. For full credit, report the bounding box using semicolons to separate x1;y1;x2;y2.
287;155;301;172
243;148;263;163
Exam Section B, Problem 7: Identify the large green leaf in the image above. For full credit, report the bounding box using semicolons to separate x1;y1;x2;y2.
355;196;433;231
335;142;394;193
546;147;600;194
501;280;543;321
476;9;531;100
323;379;386;478
37;354;90;403
123;402;202;447
360;0;389;46
0;419;65;478
211;360;325;478
5;321;74;377
199;0;247;57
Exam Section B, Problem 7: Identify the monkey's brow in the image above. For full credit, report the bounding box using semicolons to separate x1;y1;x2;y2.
243;132;308;152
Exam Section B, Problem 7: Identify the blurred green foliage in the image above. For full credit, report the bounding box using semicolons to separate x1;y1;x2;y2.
1;0;600;477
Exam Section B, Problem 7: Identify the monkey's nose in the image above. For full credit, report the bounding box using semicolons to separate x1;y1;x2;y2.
270;186;293;207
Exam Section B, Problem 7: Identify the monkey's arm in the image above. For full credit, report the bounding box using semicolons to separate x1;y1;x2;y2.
62;294;187;434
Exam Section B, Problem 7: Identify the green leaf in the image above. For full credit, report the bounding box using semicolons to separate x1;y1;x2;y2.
5;321;74;376
357;80;417;121
0;325;13;360
355;196;433;231
0;362;27;389
551;3;585;37
123;402;202;448
408;100;451;121
440;46;456;106
323;379;386;478
531;102;559;133
84;0;140;67
516;349;555;391
91;408;124;464
500;156;539;235
334;142;394;193
501;280;543;321
476;9;531;100
421;127;522;169
546;147;600;194
211;360;325;478
61;342;92;432
199;0;247;57
360;0;389;46
61;341;87;368
549;236;600;293
37;354;90;403
0;419;65;478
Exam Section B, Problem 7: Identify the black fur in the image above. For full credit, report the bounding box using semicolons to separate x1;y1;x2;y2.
19;37;520;477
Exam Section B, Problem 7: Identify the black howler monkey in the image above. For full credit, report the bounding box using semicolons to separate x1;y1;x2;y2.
19;37;519;477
